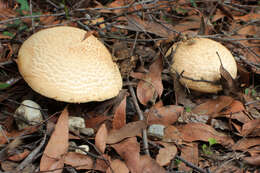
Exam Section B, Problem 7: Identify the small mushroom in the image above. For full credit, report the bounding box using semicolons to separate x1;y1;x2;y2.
17;26;122;103
14;100;43;130
167;38;237;93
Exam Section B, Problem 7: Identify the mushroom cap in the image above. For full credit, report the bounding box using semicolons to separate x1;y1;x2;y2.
17;26;122;103
167;38;237;93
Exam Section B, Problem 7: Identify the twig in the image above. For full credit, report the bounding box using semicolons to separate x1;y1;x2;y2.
0;12;66;24
175;155;208;173
245;99;260;106
128;80;150;156
16;133;47;171
29;0;35;32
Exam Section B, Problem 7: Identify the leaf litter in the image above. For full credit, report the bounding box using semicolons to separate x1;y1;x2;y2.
0;0;260;172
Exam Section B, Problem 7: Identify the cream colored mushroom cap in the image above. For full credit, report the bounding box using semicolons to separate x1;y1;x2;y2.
17;26;122;103
167;38;237;93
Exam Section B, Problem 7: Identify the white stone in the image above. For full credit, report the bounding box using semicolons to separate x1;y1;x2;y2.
14;100;43;130
75;145;90;155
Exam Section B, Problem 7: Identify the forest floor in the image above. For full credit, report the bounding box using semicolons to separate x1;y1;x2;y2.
0;0;260;173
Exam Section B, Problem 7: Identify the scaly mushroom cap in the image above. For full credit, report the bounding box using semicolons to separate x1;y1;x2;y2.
167;38;237;93
18;26;122;103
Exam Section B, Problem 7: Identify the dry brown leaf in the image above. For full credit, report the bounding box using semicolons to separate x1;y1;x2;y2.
221;100;245;115
64;152;93;170
156;144;177;166
233;13;260;21
248;146;260;156
179;123;234;147
107;120;147;144
241;119;260;137
226;112;250;124
146;105;183;125
232;138;260;151
244;155;260;166
140;155;166;173
85;115;110;129
113;94;127;129
106;159;129;173
65;152;109;171
192;96;234;116
131;57;163;105
179;143;198;172
112;137;141;173
95;123;108;153
126;15;177;38
172;15;201;32
163;125;183;144
0;127;38;145
40;107;69;173
8;149;30;162
1;161;18;172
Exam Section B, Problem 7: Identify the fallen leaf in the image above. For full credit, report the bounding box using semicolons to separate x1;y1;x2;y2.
8;149;30;162
1;161;18;172
64;152;93;170
232;138;260;151
125;15;177;38
95;123;108;153
192;96;234;116
146;105;183;125
233;13;260;22
107;120;147;144
179;123;234;147
112;137;141;173
244;155;260;166
221;100;246;114
85;115;110;129
162;125;183;144
241;119;260;137
131;57;163;105
113;94;127;129
140;155;166;173
64;152;109;171
156;144;177;166
40;107;69;173
179;143;198;172
106;159;129;173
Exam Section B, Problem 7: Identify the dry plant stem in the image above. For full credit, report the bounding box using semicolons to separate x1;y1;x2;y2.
0;12;66;24
0;125;9;143
175;155;208;173
29;0;35;32
16;133;47;171
128;83;150;156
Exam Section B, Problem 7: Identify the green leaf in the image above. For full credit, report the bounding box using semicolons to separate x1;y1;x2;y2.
2;31;14;37
251;89;256;97
0;83;11;90
16;0;30;11
18;24;28;31
245;88;249;95
185;107;191;112
189;0;198;8
208;138;217;146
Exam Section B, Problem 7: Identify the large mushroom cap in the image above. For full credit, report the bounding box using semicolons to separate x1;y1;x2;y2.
17;26;122;103
167;38;237;93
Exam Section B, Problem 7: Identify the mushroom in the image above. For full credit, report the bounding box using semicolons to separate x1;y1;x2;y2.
167;38;237;93
17;26;122;103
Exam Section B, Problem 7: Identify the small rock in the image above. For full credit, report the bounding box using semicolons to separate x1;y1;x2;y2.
14;100;43;130
69;116;86;129
147;124;165;140
69;116;94;136
75;145;90;155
